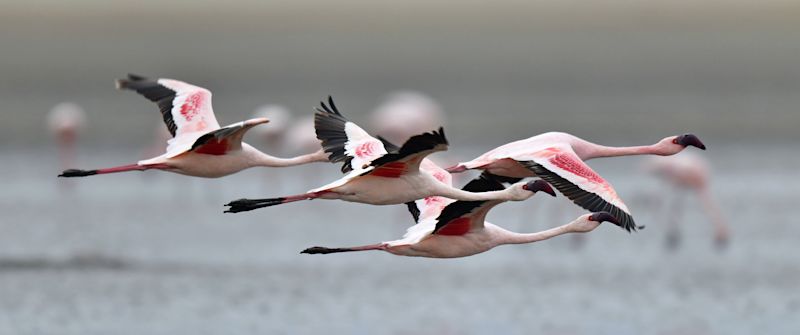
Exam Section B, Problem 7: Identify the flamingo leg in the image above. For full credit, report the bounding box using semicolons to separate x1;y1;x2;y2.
301;243;387;255
664;188;685;251
697;187;730;249
59;163;170;177
224;190;331;213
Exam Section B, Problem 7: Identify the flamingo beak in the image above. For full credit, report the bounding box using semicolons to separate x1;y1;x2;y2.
676;134;706;150
588;212;619;225
522;180;556;197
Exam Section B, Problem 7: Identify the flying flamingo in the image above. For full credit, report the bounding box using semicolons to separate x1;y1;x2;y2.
48;102;87;171
58;74;328;178
301;175;618;258
224;97;540;213
643;152;730;249
446;132;706;232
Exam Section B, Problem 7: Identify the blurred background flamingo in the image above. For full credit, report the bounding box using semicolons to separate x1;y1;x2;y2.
642;151;730;250
47;102;86;174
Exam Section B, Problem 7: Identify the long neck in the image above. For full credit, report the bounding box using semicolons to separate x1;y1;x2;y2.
500;224;571;245
251;148;329;167
583;143;663;160
428;182;517;202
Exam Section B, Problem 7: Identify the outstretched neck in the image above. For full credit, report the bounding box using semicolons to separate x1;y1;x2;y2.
583;143;663;160
429;182;517;202
501;224;571;245
252;148;329;167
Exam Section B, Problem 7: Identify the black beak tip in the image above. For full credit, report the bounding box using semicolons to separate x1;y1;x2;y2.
678;134;706;150
525;180;556;197
591;212;619;225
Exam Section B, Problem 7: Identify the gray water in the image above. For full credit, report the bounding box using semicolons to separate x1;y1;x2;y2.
1;143;798;334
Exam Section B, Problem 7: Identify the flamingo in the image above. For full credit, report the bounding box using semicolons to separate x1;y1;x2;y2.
285;115;323;155
643;152;730;249
446;132;706;232
249;104;292;150
369;91;445;145
47;102;87;171
301;175;617;258
58;74;328;178
224;97;541;213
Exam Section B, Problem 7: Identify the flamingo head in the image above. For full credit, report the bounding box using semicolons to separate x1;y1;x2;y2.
657;134;706;155
521;180;557;197
570;212;619;233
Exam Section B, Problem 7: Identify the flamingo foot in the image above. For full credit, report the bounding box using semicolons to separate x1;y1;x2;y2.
301;247;348;254
59;169;98;177
664;229;682;251
714;232;730;251
224;197;287;213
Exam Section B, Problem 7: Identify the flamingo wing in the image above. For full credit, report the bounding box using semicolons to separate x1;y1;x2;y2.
432;175;506;235
519;147;638;232
377;136;401;153
314;96;388;173
187;118;270;155
116;74;221;138
364;127;448;179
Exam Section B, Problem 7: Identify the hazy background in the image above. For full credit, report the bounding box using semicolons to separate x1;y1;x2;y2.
1;1;799;334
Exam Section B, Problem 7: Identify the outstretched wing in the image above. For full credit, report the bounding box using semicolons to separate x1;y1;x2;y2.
432;175;506;235
365;127;448;179
314;96;388;173
188;118;269;155
116;74;221;137
519;147;637;232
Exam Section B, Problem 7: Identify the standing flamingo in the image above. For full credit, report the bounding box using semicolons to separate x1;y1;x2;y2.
301;175;616;258
643;152;730;249
446;132;706;232
47;102;87;172
249;104;292;151
58;74;328;178
369;91;445;145
224;97;540;213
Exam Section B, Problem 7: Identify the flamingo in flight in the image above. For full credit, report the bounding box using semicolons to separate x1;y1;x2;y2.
58;74;328;178
302;174;617;258
224;97;539;213
446;132;706;232
48;102;87;172
643;152;730;249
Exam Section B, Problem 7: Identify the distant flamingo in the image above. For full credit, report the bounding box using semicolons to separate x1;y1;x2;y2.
302;176;617;258
249;104;292;151
446;132;706;232
643;152;730;249
58;74;328;178
47;102;86;171
370;91;445;145
285;115;323;155
225;97;539;213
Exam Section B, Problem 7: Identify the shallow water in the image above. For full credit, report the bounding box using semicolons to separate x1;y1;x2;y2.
0;144;798;334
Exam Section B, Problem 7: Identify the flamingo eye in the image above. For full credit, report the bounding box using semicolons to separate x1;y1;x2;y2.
672;138;679;144
588;215;594;221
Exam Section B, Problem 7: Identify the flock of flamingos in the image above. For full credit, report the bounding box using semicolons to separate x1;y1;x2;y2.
49;74;728;259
